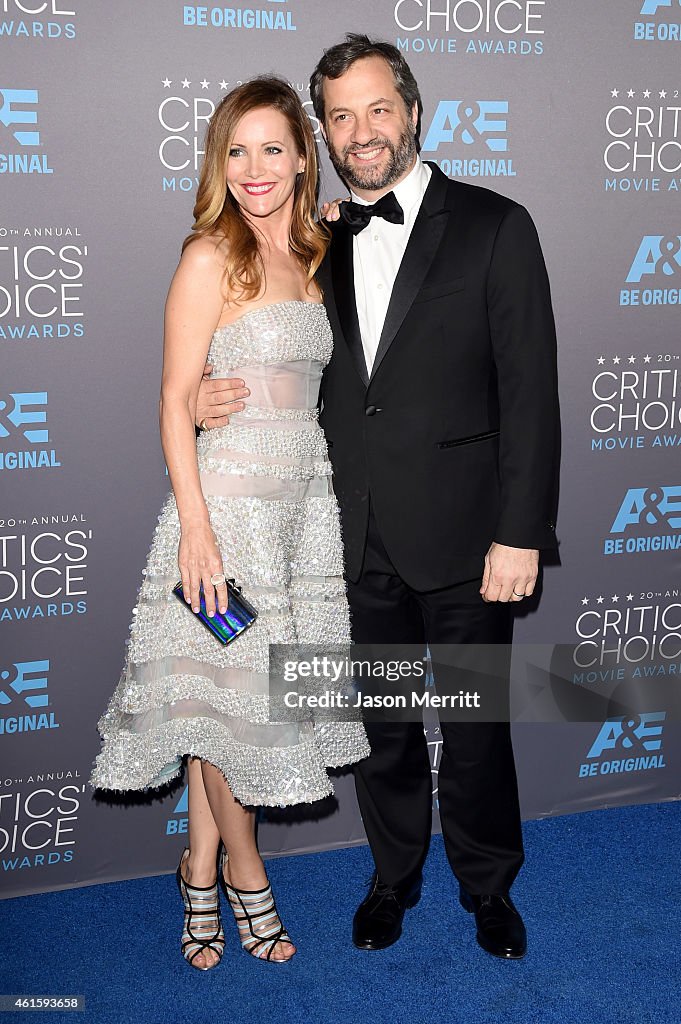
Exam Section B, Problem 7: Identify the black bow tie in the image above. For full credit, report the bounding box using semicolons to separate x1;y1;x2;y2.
340;191;404;235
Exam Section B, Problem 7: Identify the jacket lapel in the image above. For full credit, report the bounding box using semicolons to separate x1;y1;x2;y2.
369;163;451;382
329;217;370;387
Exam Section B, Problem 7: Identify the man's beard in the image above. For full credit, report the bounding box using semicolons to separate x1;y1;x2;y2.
328;125;417;192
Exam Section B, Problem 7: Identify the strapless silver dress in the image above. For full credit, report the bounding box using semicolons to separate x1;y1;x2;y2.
89;301;369;805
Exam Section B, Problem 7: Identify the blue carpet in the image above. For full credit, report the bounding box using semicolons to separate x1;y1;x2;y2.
1;802;679;1024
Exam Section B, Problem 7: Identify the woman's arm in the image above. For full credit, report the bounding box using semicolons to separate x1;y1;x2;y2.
160;237;228;617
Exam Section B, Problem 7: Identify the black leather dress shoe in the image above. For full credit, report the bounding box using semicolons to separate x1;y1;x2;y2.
352;873;422;950
459;888;527;959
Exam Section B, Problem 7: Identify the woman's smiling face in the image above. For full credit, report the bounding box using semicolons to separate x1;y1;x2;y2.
225;106;305;220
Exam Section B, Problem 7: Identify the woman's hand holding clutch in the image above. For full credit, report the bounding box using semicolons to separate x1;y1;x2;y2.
178;520;228;617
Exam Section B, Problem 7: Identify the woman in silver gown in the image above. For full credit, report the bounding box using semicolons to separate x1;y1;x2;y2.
89;77;369;968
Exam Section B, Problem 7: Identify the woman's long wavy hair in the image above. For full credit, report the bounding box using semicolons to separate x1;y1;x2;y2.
183;76;328;302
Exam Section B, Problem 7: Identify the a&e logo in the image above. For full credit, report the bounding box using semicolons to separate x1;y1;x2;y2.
0;391;61;471
165;784;188;835
0;88;53;175
635;0;681;41
0;659;59;735
578;712;666;777
604;485;681;555
621;234;681;306
421;100;515;179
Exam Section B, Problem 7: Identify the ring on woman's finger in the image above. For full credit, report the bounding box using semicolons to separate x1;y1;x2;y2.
210;572;226;586
512;589;525;599
199;418;209;431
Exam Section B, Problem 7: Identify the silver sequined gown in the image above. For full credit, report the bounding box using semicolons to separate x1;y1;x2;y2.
90;300;369;805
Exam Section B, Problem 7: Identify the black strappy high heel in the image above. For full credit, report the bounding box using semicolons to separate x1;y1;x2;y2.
176;848;225;970
218;849;295;963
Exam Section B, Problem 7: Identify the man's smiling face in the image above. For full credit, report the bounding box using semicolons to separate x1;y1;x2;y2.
321;55;418;198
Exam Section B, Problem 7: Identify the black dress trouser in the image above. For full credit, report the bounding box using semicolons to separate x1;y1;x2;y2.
346;506;525;895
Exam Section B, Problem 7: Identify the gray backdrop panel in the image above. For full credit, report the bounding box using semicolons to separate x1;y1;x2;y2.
1;0;679;898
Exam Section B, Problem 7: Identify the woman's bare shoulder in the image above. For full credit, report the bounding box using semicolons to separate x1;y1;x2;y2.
179;233;227;272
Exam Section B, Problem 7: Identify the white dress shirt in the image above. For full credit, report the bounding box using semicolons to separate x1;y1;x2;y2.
351;157;432;374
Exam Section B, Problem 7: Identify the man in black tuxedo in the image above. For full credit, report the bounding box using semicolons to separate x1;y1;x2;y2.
197;35;559;960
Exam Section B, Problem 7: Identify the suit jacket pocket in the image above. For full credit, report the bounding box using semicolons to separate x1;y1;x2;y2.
412;276;465;304
437;429;500;449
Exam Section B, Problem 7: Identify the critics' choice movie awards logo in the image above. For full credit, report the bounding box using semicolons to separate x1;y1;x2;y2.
578;713;666;779
181;0;297;31
572;590;681;677
604;88;681;194
421;100;515;179
634;0;681;41
0;659;59;736
159;76;318;193
0;230;87;341
393;0;545;56
0;774;84;871
0;0;75;39
589;355;681;453
620;233;681;307
602;485;681;555
0;391;60;471
0;515;91;622
0;88;53;175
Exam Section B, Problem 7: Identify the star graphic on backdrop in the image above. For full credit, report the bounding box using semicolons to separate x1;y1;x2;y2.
627;89;635;98
219;80;229;90
582;597;589;605
660;89;667;99
162;78;171;88
644;354;651;363
643;89;651;99
597;356;605;365
181;78;190;89
596;595;604;604
611;88;619;98
628;355;636;363
626;593;634;601
613;355;621;364
200;79;210;90
612;595;619;603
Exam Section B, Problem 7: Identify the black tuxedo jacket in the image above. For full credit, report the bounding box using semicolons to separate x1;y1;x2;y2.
319;163;560;591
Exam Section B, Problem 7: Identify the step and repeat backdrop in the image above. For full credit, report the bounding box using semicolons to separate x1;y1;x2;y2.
2;0;680;898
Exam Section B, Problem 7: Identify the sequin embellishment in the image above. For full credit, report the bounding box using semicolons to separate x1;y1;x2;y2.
89;301;369;804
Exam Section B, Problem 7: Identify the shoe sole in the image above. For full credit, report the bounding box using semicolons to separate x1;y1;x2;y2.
352;888;421;951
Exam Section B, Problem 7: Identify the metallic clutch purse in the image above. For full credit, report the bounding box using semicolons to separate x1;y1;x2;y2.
171;578;257;646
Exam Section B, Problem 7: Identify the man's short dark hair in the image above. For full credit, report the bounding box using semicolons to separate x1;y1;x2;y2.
310;33;422;131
